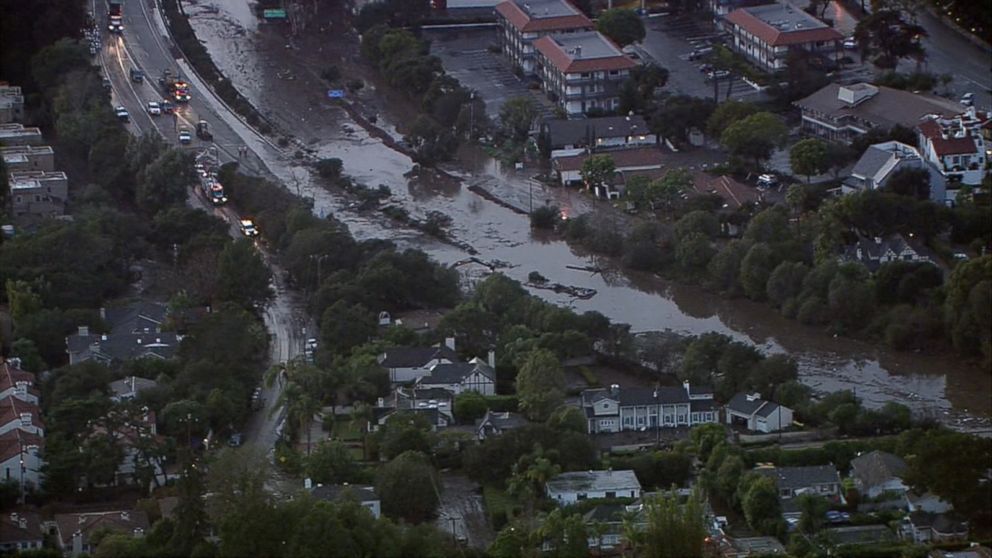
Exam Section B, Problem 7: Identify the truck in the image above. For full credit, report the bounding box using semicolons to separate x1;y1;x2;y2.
202;176;228;205
159;69;191;103
108;0;123;33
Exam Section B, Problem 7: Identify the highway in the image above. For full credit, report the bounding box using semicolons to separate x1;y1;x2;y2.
91;0;306;458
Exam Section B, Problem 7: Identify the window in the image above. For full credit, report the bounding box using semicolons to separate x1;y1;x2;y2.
577;493;587;500
606;491;616;498
581;72;590;78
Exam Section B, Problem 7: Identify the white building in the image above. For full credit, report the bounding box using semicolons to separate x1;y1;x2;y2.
55;510;150;557
0;85;25;124
533;31;638;117
581;381;719;434
0;360;38;406
724;393;793;433
842;141;946;202
108;376;160;402
0;123;43;147
0;396;43;437
917;108;990;201
723;3;842;72
0;429;44;491
546;469;642;505
553;146;667;188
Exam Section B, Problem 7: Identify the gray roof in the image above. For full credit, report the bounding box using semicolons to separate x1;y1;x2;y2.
543;115;649;149
726;393;767;416
552;30;625;59
908;511;968;535
691;399;717;413
745;2;829;30
841;233;937;272
420;360;495;385
851;145;898;179
311;484;378;503
379;346;458;368
795;83;962;131
67;332;180;363
757;465;841;491
513;0;580;18
546;470;641;495
755;402;780;418
688;384;713;396
820;525;896;546
478;410;528;432
850;451;907;489
108;376;160;398
104;301;168;334
582;386;689;407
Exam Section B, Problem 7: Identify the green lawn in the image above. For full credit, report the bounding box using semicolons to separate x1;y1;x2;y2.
331;418;363;441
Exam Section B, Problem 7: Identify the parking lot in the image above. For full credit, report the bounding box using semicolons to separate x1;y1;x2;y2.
426;28;556;120
637;14;762;102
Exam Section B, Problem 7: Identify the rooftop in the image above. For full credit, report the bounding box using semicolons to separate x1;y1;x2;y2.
917;110;989;157
726;392;769;416
421;360;495;385
103;300;169;334
554;147;667;173
534;31;637;73
311;484;378;503
850;450;908;489
379;345;459;369
726;3;842;46
495;0;593;33
0;429;44;463
0;511;43;545
850;141;922;179
66;331;181;363
582;385;691;408
546;469;641;494
756;465;840;491
0;396;43;430
1;144;54;164
688;172;760;210
795;83;962;131
0;359;35;393
8;170;67;190
108;376;160;399
54;510;150;547
543;115;650;148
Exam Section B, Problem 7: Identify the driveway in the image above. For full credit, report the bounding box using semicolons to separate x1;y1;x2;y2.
435;474;493;550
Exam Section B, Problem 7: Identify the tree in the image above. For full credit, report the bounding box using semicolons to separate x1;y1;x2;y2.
500;96;539;142
675;210;720;240
540;508;590;557
766;261;809;308
739;474;782;535
944;256;992;366
406;115;457;166
320;301;377;357
676;232;715;271
167;459;208;555
790;138;828;183
641;490;707;558
720;112;788;167
217;239;273;309
740;243;781;301
378;412;433;460
376;451;439;524
580;154;616;189
306;440;362;484
136;149;197;215
797;494;828;536
507;445;562;507
315;158;343;180
272;382;321;455
649;96;715;145
854;9;927;69
885;167;931;200
705;101;758;138
596;9;646;47
546;405;588;434
515;349;566;421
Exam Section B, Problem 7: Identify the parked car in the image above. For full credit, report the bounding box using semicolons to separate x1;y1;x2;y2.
115;106;130;121
178;127;192;144
843;37;858;50
757;174;779;189
147;101;161;116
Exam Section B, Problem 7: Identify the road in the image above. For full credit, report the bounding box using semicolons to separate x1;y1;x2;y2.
92;0;307;458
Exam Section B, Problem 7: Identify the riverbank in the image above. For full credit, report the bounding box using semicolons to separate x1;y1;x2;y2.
177;0;991;425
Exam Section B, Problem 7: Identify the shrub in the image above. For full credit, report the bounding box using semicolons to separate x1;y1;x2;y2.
316;158;344;180
321;65;341;83
277;137;290;148
528;271;548;283
530;205;560;229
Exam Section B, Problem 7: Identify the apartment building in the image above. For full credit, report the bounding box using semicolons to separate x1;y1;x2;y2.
495;0;593;75
724;3;842;72
534;31;637;116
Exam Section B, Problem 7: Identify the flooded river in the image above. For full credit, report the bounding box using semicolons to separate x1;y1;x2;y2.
183;0;991;424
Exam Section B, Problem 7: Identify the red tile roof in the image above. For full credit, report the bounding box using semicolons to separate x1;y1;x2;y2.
725;8;842;47
495;0;593;33
0;429;43;463
0;361;35;393
0;396;43;430
554;147;667;173
918;119;982;156
534;34;638;73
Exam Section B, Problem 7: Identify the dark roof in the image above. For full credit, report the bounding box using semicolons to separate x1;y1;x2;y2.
850;451;908;489
582;503;630;523
67;332;180;363
688;384;713;396
0;429;43;463
794;83;962;131
495;0;593;33
841;233;937;272
582;386;689;407
379;345;458;368
0;511;43;545
311;484;378;503
757;465;841;491
108;376;160;398
755;402;780;418
725;5;842;46
478;410;528;431
726;393;767;416
104;300;168;334
420;360;495;385
54;510;150;547
909;511;968;535
543;115;650;149
691;399;717;413
554;147;667;173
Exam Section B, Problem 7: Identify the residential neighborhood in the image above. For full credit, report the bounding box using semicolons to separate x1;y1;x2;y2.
1;0;990;556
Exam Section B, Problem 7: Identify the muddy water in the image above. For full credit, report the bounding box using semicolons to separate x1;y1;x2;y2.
183;1;992;424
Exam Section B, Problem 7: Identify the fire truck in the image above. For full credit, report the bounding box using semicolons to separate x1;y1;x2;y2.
159;69;191;103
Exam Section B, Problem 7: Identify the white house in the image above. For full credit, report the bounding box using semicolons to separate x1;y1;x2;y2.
0;511;44;553
369;387;455;432
917;108;990;201
476;410;528;440
840;233;937;273
378;340;459;384
841;141;946;202
849;450;909;500
581;381;719;434
552;147;667;188
725;393;793;433
546;469;642;505
0;397;43;437
311;484;381;519
0;429;44;491
0;360;38;406
416;353;496;395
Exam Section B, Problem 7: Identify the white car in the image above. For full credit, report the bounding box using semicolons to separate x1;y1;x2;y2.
147;101;161;116
961;92;974;106
114;106;129;121
757;174;779;188
843;37;858;50
240;219;259;238
178;128;192;144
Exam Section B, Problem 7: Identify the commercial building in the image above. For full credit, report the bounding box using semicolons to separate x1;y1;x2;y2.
0;85;25;124
724;3;842;72
1;145;55;173
534;30;637;116
0;123;44;147
495;0;593;76
546;469;642;505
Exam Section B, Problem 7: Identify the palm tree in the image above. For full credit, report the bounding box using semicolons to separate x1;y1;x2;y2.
270;382;321;455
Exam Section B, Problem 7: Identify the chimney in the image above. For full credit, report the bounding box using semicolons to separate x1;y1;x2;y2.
100;307;106;320
73;530;83;557
78;325;90;337
130;376;136;393
574;45;582;58
444;337;456;351
8;357;22;369
121;511;130;522
610;384;620;396
20;413;32;427
683;379;690;394
17;516;26;529
487;350;496;369
377;397;385;407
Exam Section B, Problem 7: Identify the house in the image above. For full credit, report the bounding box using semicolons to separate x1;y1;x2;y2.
108;376;160;402
476;410;528;440
581;381;719;434
102;301;170;334
715;535;787;557
311;484;381;518
546;469;642;505
849;450;909;500
55;509;150;557
688;172;761;212
553;146;667;188
377;340;458;384
369;387;455;432
8;170;68;221
583;502;647;552
724;3;842;72
841;140;945;201
927;546;992;558
495;0;593;76
755;465;843;519
0;511;43;553
1;145;55;172
840;233;937;273
533;31;638;117
917;108;990;197
0;429;44;491
416;354;496;395
0;396;43;437
795;83;962;144
905;491;953;514
66;326;181;366
725;393;793;433
85;408;166;488
541;115;656;157
820;525;896;547
0;84;25;124
900;511;969;543
0;123;43;147
0;359;39;406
